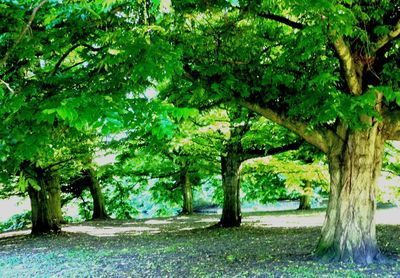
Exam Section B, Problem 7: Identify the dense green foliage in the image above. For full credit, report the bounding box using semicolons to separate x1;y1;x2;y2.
0;0;399;265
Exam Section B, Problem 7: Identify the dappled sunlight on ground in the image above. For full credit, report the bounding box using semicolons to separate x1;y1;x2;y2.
1;207;399;238
63;225;161;237
61;215;221;237
0;229;30;238
193;218;219;224
144;219;172;225
245;214;325;228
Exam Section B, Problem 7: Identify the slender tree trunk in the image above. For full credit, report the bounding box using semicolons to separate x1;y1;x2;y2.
28;169;63;235
220;143;242;227
180;168;193;214
299;181;312;210
316;126;384;264
83;169;109;220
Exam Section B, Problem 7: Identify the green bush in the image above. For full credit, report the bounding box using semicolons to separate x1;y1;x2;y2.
0;211;32;232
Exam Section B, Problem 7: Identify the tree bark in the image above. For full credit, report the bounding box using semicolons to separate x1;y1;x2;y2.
316;126;384;264
180;168;193;214
28;168;63;235
82;169;109;220
299;181;312;210
219;142;242;227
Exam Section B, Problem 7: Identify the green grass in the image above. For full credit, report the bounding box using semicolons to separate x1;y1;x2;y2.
0;210;399;277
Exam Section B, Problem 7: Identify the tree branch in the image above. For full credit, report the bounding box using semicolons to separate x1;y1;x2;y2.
0;78;14;94
51;43;101;75
0;0;48;67
43;158;75;171
238;99;335;154
242;140;304;161
131;170;181;179
372;19;400;54
257;12;305;30
51;44;81;76
332;36;362;95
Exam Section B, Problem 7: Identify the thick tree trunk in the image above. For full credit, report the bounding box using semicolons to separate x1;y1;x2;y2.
299;181;312;210
316;127;384;264
180;168;193;214
220;143;242;227
83;169;109;220
28;169;63;235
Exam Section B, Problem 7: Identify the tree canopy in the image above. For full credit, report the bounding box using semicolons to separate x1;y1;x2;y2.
0;0;399;265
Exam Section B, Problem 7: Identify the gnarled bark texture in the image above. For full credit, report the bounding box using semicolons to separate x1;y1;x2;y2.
220;142;242;227
316;126;384;264
82;169;109;220
28;168;63;235
180;168;193;214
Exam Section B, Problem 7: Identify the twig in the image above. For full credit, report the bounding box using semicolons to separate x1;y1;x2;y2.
0;0;48;67
0;78;14;93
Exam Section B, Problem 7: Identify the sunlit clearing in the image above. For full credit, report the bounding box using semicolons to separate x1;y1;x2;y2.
194;218;218;224
0;197;30;221
0;230;29;238
253;214;324;228
63;225;160;237
144;219;172;225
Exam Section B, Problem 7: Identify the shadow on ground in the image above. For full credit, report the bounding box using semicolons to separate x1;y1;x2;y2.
0;209;400;277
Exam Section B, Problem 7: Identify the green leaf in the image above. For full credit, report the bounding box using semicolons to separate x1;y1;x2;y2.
27;178;41;191
56;107;79;121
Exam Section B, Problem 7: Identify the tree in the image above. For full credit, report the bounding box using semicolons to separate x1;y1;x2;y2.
241;149;328;211
65;168;109;220
21;164;63;234
166;0;399;263
212;108;303;227
237;1;400;263
0;1;177;233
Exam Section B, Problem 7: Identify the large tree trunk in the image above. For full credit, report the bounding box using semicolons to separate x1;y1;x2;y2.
180;168;193;214
83;169;109;220
220;143;242;227
28;169;63;235
316;126;384;264
299;181;312;210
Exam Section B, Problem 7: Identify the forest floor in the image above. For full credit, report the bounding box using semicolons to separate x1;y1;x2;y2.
1;208;400;277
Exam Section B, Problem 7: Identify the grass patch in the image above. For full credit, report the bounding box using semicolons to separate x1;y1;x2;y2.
0;210;399;277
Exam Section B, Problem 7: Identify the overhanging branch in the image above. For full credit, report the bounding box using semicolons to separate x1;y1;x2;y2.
238;99;335;154
51;43;102;75
257;12;305;30
242;140;304;161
